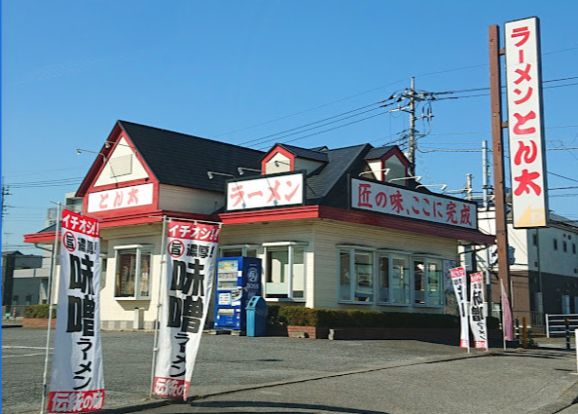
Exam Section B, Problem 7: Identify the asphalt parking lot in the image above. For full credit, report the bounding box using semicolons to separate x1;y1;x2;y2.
2;328;463;414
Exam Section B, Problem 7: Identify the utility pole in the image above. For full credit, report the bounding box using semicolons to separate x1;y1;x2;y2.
392;77;432;175
489;24;513;341
465;173;473;201
481;139;493;317
1;182;11;220
482;140;490;210
408;77;416;175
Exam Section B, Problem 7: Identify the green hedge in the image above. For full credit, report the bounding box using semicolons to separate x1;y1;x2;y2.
268;305;499;330
24;304;54;319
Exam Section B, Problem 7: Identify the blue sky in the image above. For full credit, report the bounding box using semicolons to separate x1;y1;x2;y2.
2;1;578;253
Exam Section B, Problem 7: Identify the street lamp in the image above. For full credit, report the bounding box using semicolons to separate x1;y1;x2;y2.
207;171;235;180
388;175;422;183
416;183;448;192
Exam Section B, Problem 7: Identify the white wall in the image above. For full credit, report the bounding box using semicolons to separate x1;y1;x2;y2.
367;160;382;180
312;220;457;311
527;225;578;277
220;221;316;305
158;185;224;214
99;224;163;327
94;137;149;186
477;208;578;277
265;153;291;175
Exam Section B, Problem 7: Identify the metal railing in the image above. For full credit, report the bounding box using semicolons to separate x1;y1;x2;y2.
545;313;578;338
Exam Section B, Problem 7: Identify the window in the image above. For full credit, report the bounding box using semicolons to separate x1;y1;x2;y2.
264;243;305;300
563;241;568;252
115;245;151;299
219;245;258;258
554;239;558;250
25;295;32;306
573;244;576;255
413;257;443;307
338;247;374;303
532;234;537;246
12;295;19;305
377;254;410;305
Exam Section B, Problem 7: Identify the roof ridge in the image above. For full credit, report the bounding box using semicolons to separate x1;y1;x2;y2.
118;120;265;155
319;143;373;201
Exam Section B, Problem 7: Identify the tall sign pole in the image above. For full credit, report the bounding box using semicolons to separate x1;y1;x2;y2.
489;25;514;341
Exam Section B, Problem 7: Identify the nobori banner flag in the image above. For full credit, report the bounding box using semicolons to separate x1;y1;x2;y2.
469;272;488;350
449;266;470;349
153;221;221;400
48;210;104;413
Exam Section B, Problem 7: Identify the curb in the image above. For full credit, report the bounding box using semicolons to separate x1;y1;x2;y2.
103;351;493;413
96;400;173;414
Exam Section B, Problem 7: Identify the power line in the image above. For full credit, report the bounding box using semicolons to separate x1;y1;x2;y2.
427;75;578;97
239;100;390;147
255;110;390;150
214;79;407;138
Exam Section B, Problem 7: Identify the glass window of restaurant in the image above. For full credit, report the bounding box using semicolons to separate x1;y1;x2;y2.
412;257;443;307
338;247;375;303
377;253;410;305
114;245;151;299
263;243;306;300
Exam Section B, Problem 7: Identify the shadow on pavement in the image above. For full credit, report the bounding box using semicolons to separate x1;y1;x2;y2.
184;400;391;414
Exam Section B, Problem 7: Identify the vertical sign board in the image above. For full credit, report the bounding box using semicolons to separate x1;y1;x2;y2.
449;267;470;349
48;210;104;413
469;272;488;350
153;221;221;400
505;17;548;228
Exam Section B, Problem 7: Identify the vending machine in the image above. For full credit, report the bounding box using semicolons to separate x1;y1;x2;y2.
214;256;262;332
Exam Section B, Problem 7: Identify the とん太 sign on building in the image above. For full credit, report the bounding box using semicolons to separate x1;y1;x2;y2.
505;16;548;228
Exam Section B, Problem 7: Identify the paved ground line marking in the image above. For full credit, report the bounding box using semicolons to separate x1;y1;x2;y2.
3;352;46;359
2;346;53;350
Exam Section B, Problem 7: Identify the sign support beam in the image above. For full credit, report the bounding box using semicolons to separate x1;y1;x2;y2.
489;24;513;337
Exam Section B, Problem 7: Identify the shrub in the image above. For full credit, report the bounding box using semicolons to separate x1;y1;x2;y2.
23;304;54;319
267;305;500;330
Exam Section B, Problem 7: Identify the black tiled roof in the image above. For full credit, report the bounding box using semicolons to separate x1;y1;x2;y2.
277;143;329;162
79;120;411;213
365;146;394;159
119;121;264;192
306;144;372;207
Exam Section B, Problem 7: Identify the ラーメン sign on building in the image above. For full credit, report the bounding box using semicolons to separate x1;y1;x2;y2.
153;220;221;400
48;210;105;413
226;172;304;211
505;16;548;228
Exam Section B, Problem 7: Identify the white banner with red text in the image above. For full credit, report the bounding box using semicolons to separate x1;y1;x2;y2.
351;178;477;230
449;266;470;349
226;173;304;211
153;220;221;400
505;17;548;228
469;272;488;350
48;210;104;413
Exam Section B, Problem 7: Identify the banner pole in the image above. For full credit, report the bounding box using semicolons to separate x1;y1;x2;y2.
40;203;61;414
466;300;472;354
150;215;168;398
501;279;506;351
